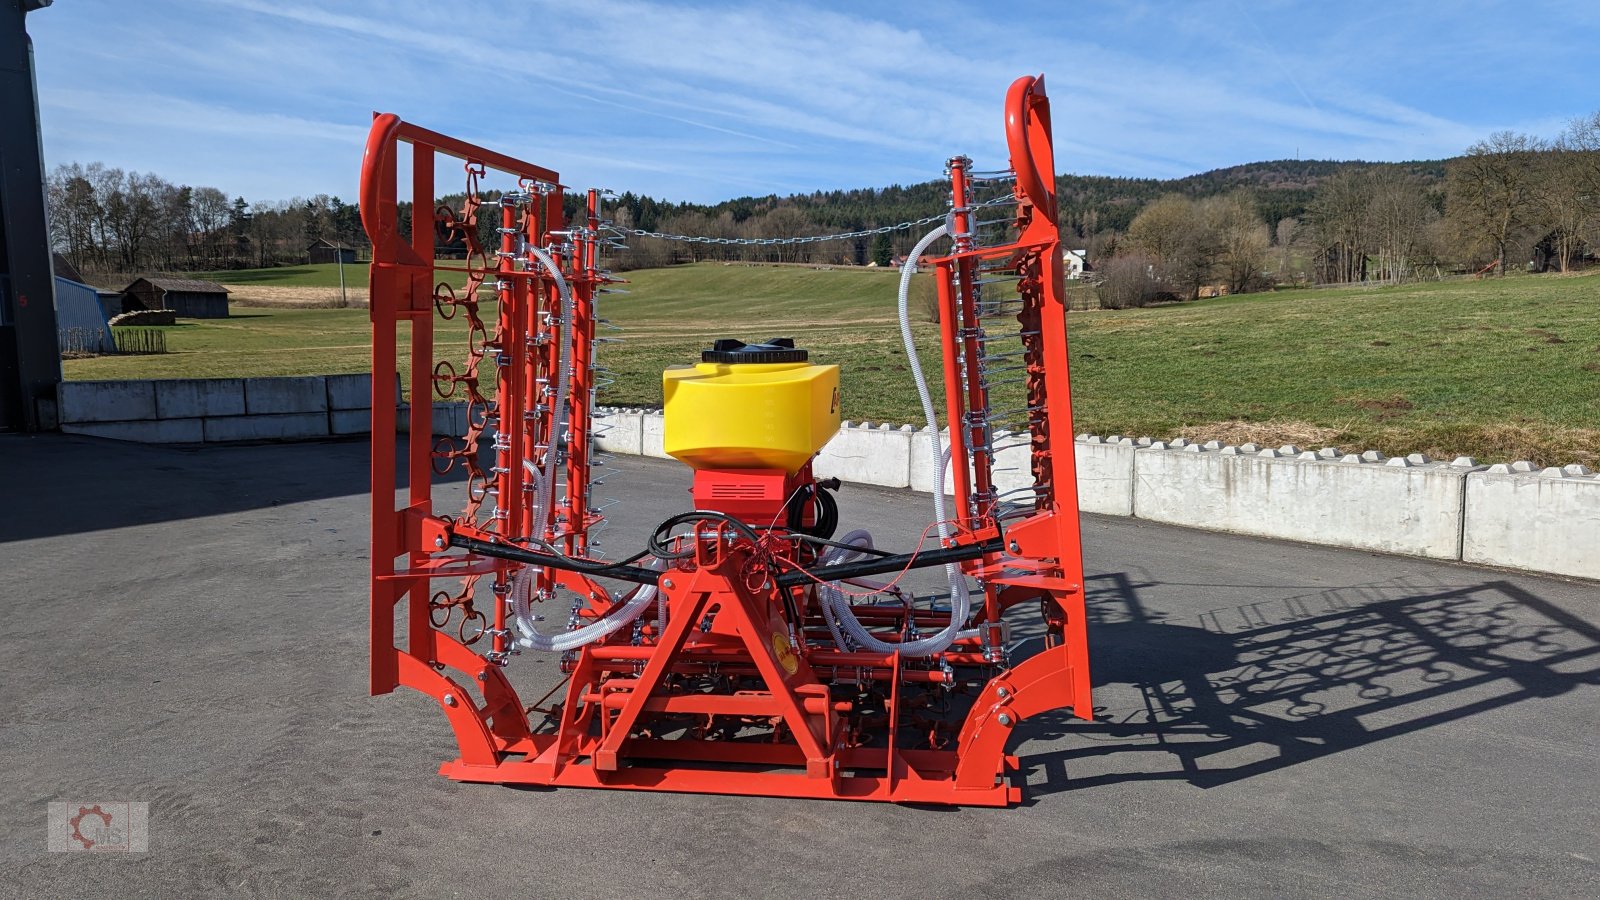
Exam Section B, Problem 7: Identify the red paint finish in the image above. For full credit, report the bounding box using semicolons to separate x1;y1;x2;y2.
361;74;1091;805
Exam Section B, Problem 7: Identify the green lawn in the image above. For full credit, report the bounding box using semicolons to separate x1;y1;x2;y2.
65;263;1600;466
195;262;373;288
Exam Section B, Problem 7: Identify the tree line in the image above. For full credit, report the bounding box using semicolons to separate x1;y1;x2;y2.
46;110;1600;289
47;162;365;276
1094;111;1600;306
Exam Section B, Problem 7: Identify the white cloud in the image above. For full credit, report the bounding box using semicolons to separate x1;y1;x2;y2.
27;0;1600;203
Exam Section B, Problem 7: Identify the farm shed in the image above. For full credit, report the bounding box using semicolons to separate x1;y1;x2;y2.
53;276;114;353
51;252;122;317
122;277;231;319
307;238;357;264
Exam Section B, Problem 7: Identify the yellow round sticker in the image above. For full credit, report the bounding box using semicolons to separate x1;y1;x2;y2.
770;631;800;675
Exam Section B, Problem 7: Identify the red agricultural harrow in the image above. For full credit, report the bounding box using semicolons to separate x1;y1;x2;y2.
362;75;1091;806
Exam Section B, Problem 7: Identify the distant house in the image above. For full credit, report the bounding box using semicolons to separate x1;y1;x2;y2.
121;277;231;319
307;238;358;265
1064;249;1088;279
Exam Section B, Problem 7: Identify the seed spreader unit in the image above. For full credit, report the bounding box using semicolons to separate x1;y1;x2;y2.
362;75;1091;806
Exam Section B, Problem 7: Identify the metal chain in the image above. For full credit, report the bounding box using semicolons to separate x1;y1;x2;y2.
606;196;1014;247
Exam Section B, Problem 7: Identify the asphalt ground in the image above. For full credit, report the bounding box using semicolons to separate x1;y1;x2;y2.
1;433;1597;898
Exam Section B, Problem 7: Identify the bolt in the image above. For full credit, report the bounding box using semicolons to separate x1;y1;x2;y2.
997;712;1013;726
662;578;675;590
476;671;488;681
435;536;447;550
442;693;458;708
996;687;1010;699
1007;540;1020;553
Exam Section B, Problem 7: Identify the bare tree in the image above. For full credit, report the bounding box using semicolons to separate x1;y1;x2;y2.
1367;170;1438;283
1273;216;1301;282
190;187;232;268
1204;192;1269;293
1445;131;1543;274
1094;254;1161;309
1307;169;1371;283
1528;148;1593;272
47;163;100;272
1127;194;1216;299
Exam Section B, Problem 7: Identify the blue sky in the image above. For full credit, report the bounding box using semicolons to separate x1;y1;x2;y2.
27;0;1600;205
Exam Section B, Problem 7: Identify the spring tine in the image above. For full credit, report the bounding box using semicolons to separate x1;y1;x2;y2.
981;376;1029;388
996;483;1051;499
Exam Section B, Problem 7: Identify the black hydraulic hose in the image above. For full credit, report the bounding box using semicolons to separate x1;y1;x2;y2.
449;534;662;586
455;521;1002;592
774;536;1004;589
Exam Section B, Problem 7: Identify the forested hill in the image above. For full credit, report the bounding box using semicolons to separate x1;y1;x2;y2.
1055;159;1448;237
605;158;1450;248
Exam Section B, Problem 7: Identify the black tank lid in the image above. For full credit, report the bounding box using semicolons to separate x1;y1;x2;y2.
701;337;809;364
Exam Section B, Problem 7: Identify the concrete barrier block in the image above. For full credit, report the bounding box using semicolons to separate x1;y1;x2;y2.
991;431;1031;494
594;409;644;455
1462;469;1600;580
326;373;398;410
154;378;246;419
57;380;157;423
394;402;466;436
245;376;329;415
641;412;669;459
330;409;372;436
412;403;464;438
814;422;913;488
62;417;204;443
431;402;466;436
1070;439;1136;516
203;413;329;442
1133;446;1465;558
908;426;953;494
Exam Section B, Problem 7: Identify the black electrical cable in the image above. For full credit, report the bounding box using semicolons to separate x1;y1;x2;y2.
647;509;766;561
784;532;895;559
807;486;839;540
773;536;1004;589
449;534;662;586
785;480;840;541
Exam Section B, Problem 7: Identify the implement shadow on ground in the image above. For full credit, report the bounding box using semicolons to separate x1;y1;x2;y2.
0;434;473;544
1019;571;1600;796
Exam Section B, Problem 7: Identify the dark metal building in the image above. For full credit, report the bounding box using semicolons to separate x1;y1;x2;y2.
122;277;231;319
0;0;59;432
307;238;357;264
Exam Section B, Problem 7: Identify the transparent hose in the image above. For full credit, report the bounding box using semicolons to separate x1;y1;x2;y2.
523;245;575;542
811;225;972;656
508;558;663;652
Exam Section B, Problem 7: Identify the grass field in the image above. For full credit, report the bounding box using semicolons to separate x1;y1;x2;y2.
65;263;1600;466
195;262;374;289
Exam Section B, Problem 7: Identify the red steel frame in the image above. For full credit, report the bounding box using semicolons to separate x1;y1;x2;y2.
363;74;1090;806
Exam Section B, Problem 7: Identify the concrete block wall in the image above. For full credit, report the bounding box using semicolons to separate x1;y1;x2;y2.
1463;463;1600;580
58;374;422;444
52;386;1600;580
814;422;917;489
591;411;1597;581
593;408;644;455
1132;440;1472;559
